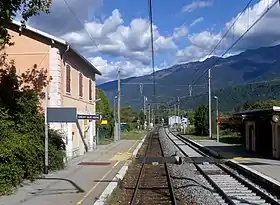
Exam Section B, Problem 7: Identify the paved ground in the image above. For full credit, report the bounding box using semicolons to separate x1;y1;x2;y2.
0;140;139;205
195;140;280;183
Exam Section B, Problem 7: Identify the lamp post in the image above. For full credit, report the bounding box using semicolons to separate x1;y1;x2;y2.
117;66;121;141
93;98;101;149
208;69;212;139
214;95;219;142
113;95;118;142
144;96;147;130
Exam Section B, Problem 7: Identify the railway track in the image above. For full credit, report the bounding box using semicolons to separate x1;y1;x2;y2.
129;128;177;205
164;127;280;205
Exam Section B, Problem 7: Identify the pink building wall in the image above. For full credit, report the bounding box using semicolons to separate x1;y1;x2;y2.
3;23;100;158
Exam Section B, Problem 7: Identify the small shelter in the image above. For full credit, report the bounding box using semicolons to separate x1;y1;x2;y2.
233;106;280;159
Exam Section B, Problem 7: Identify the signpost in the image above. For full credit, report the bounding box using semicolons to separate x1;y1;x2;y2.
77;114;102;120
47;107;77;123
100;120;108;125
45;106;104;174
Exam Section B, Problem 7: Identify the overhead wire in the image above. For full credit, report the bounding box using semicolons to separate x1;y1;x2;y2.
190;0;279;87
62;0;98;47
191;0;254;81
148;0;156;98
148;0;252;106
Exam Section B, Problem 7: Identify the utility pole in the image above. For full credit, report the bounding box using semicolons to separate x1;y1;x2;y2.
113;96;116;122
208;69;212;139
143;96;147;129
177;97;180;124
157;104;159;125
44;86;49;174
117;66;121;141
113;95;117;142
189;85;192;97
148;104;151;129
214;96;219;142
152;106;154;126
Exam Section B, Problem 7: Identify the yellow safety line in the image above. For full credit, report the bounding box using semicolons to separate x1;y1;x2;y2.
128;140;139;152
76;140;139;205
76;161;121;205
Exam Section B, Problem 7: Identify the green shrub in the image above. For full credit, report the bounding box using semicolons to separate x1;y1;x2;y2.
0;53;66;195
0;128;65;195
48;129;66;170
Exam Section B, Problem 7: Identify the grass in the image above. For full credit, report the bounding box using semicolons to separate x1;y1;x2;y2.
98;138;113;145
106;185;122;205
218;135;245;147
121;130;146;140
181;131;245;147
97;130;146;145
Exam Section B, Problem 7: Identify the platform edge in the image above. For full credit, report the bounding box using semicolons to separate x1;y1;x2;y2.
185;136;280;193
93;134;147;205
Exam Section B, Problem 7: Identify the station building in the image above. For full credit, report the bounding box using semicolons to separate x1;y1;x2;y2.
3;21;102;159
234;106;280;159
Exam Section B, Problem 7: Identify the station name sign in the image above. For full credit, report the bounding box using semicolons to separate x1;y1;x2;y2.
77;114;102;120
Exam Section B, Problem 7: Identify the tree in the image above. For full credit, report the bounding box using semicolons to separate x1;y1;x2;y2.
0;53;65;195
96;89;113;138
186;110;195;125
242;99;280;110
194;104;208;136
154;104;169;124
120;106;138;131
1;0;51;45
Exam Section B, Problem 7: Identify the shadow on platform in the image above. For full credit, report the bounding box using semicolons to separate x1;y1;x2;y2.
29;177;85;196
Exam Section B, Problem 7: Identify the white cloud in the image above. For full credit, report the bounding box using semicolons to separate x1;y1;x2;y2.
182;1;212;13
173;25;188;39
28;0;104;36
175;0;280;63
25;1;179;83
23;0;280;83
89;56;158;84
60;9;177;65
175;31;226;63
225;0;280;48
190;17;204;27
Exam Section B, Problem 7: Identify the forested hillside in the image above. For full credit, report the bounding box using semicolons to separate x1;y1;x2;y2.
181;79;280;112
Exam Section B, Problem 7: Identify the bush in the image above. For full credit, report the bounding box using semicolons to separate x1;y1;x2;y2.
0;56;65;195
194;104;209;136
0;123;66;195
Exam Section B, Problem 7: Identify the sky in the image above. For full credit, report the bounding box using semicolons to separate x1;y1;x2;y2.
18;0;280;84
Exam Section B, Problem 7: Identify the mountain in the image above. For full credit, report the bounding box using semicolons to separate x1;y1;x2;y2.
98;45;280;110
181;79;280;112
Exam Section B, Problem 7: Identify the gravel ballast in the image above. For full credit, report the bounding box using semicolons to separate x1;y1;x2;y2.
159;128;220;205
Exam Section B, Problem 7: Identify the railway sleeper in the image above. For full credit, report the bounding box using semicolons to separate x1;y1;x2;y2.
136;156;182;165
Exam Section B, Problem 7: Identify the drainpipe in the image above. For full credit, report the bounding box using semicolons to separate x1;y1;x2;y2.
63;44;70;55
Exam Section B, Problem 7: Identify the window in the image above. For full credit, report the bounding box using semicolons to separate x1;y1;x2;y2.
79;73;83;97
89;79;92;101
66;65;71;93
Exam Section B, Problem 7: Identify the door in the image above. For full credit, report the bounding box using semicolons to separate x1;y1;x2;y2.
275;125;280;158
249;125;254;151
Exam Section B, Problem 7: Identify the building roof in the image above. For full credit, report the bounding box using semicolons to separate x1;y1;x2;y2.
11;20;101;76
233;106;280;115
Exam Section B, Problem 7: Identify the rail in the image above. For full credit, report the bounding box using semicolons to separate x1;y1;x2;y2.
164;127;280;205
130;127;177;205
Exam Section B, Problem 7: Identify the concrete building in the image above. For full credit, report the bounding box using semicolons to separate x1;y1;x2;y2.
168;116;189;127
4;21;102;159
234;106;280;159
181;117;189;127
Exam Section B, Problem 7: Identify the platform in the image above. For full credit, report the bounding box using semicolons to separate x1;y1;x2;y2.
191;139;280;184
0;140;140;205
